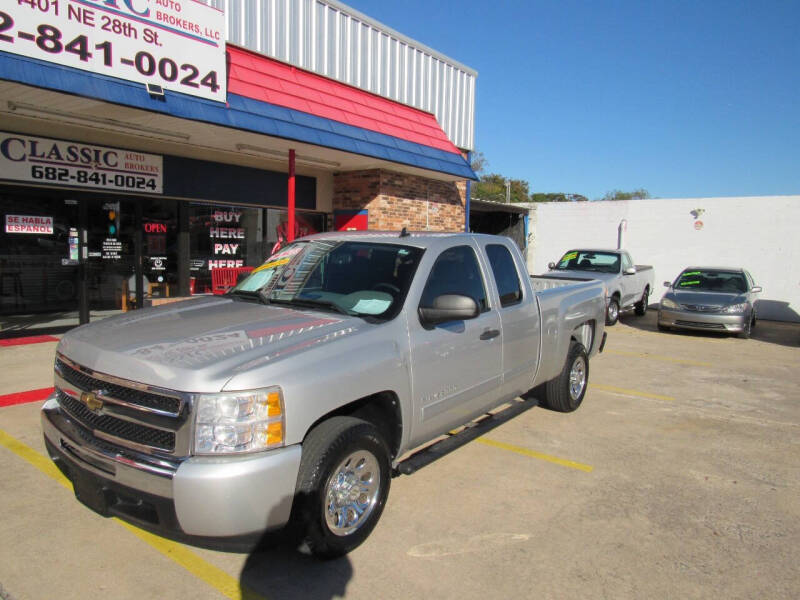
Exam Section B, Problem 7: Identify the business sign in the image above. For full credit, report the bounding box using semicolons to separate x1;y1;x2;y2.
1;0;226;102
5;214;53;234
0;131;163;193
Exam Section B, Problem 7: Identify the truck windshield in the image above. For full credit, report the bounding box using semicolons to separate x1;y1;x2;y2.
674;270;748;293
231;240;424;320
556;251;620;274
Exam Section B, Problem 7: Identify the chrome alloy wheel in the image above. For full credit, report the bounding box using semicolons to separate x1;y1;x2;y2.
569;355;587;401
324;450;381;536
607;301;619;322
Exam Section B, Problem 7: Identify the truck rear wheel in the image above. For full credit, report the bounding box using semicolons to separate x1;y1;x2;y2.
291;416;391;559
540;341;589;412
634;288;649;316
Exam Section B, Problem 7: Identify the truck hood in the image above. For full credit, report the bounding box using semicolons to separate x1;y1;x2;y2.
57;297;363;392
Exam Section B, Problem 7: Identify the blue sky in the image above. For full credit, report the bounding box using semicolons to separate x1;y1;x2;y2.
345;0;799;200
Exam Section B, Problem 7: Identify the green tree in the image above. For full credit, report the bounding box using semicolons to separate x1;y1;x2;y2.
531;193;589;203
472;173;530;203
597;188;651;201
470;151;488;177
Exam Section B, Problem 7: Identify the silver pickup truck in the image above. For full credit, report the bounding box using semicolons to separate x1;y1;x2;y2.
42;232;606;558
547;248;655;326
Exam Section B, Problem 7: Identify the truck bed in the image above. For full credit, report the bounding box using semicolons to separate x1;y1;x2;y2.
530;273;595;292
528;274;607;385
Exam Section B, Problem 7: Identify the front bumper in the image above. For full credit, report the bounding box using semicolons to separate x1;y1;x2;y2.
41;395;302;551
657;308;748;333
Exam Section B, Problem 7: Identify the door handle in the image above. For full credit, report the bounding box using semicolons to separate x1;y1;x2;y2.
480;329;500;341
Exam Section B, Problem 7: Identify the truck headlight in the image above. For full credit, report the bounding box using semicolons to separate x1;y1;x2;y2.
661;298;679;309
723;302;748;314
194;387;284;454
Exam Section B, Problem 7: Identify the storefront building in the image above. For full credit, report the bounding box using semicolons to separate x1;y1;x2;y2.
0;0;476;327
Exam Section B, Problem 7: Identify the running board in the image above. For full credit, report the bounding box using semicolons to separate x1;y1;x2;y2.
393;395;539;477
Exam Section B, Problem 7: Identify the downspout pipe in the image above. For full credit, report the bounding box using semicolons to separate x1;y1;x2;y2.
288;149;296;242
465;151;471;232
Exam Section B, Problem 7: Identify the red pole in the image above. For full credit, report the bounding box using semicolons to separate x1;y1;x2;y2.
287;149;296;242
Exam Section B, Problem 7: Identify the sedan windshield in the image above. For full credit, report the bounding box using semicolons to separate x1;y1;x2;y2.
230;240;424;320
556;250;620;274
674;269;748;293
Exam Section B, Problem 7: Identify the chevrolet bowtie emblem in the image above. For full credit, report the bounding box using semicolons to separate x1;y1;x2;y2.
80;391;104;412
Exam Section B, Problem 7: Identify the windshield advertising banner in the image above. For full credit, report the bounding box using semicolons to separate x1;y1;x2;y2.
0;0;226;102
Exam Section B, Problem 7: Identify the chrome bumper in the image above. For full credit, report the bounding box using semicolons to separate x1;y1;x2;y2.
42;394;302;542
657;308;748;332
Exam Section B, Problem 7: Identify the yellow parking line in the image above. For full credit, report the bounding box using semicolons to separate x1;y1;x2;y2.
590;384;675;402
477;437;593;473
0;429;262;600
0;429;70;486
604;349;711;367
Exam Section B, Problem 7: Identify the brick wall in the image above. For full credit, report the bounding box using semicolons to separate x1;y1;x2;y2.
332;169;465;232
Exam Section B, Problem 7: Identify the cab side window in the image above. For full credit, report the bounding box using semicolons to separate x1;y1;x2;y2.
420;246;488;312
486;244;522;307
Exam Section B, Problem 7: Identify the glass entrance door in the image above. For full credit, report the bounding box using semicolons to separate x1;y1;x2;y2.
85;198;136;313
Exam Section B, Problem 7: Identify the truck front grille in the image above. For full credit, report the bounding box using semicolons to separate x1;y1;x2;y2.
58;390;176;452
54;355;190;456
56;358;181;416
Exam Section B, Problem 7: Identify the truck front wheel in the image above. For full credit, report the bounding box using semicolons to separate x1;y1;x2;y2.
605;297;620;325
540;341;589;412
291;416;391;559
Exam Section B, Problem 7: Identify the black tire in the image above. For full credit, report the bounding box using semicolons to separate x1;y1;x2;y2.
291;416;391;559
540;341;589;413
634;288;649;316
605;298;620;326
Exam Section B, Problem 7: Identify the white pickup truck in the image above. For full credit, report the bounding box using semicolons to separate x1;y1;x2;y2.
547;248;655;325
42;232;606;558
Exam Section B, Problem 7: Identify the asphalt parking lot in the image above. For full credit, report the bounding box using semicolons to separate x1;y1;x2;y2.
1;312;798;600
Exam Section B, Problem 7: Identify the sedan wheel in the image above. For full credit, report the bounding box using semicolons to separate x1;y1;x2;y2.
738;315;753;339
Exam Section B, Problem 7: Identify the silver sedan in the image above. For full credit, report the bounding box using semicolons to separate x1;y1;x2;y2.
657;267;762;338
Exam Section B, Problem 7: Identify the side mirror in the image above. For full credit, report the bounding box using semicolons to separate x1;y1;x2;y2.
547;262;556;270
623;267;636;275
663;281;671;288
751;286;762;293
419;294;479;328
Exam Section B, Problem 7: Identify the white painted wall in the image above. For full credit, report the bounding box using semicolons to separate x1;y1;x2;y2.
528;196;800;322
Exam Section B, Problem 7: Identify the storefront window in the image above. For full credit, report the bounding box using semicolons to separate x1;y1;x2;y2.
1;192;80;318
2;189;326;326
189;204;266;294
266;208;325;255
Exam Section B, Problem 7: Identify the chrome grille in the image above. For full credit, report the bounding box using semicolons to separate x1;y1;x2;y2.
56;358;181;416
53;355;191;456
58;391;175;452
681;304;722;313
